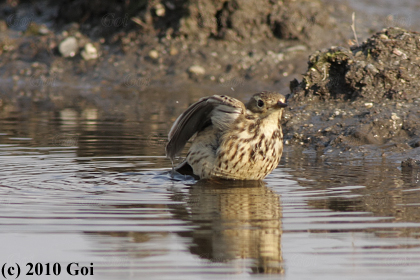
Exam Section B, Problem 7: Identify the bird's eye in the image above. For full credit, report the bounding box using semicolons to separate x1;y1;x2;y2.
257;99;264;108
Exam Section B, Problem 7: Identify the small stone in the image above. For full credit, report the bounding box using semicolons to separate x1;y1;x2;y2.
276;53;284;61
188;65;205;75
81;43;98;60
285;45;307;52
364;102;373;108
391;113;400;120
392;48;407;59
365;64;379;74
169;47;178;56
155;3;165;17
149;50;159;59
379;34;389;40
59;37;78;58
26;23;50;35
37;25;50;35
393;48;403;56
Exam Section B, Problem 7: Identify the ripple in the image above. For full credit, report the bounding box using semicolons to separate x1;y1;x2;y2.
1;116;420;279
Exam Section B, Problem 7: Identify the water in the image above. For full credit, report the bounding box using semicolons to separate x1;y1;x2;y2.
344;0;420;31
1;95;420;280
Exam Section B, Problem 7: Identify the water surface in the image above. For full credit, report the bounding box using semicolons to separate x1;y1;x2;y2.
1;93;420;280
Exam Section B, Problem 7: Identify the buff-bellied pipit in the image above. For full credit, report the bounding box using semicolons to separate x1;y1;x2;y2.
166;91;287;180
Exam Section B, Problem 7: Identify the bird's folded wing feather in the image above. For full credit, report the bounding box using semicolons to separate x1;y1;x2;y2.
166;95;244;160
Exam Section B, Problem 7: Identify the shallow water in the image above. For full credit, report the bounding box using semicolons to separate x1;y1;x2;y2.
335;0;420;32
1;98;420;280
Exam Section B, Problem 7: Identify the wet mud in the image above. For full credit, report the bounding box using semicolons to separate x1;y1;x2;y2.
286;27;420;162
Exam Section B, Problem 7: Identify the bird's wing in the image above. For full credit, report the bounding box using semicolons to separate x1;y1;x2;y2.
166;95;245;160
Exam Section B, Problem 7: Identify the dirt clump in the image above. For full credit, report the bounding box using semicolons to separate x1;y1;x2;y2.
290;27;420;102
283;28;420;162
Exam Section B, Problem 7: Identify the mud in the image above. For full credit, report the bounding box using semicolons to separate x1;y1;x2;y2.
290;27;420;101
282;96;420;162
285;27;420;163
0;0;352;93
1;1;420;164
54;0;344;46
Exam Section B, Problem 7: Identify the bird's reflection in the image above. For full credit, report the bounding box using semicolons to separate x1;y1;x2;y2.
84;179;284;274
172;179;284;274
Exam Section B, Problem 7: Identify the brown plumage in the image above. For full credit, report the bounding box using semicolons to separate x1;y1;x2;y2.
166;91;287;180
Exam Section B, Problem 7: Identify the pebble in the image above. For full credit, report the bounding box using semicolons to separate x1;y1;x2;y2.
149;50;159;59
81;43;98;60
391;113;400;120
364;102;373;108
188;65;205;75
169;47;178;56
393;48;403;56
365;63;379;74
155;3;165;17
26;23;49;35
285;45;307;52
379;34;389;40
393;48;407;59
59;37;78;58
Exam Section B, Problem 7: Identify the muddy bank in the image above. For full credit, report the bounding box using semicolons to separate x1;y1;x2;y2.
290;27;420;102
285;27;420;163
0;0;350;96
53;0;343;46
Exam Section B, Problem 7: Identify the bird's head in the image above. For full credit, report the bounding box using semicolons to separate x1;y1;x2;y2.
246;91;287;118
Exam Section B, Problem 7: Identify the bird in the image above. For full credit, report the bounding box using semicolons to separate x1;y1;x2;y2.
166;91;287;180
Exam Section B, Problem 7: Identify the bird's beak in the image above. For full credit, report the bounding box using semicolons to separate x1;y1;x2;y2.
276;101;288;108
